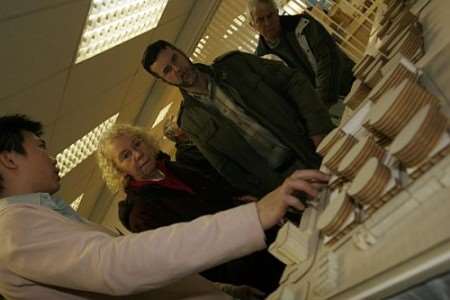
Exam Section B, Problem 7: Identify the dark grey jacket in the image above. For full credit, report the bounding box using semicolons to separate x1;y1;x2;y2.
255;14;355;105
178;52;334;196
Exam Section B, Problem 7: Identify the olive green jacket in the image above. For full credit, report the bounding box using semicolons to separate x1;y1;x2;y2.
178;52;334;196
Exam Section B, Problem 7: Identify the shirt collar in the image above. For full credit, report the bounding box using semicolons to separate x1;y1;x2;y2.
188;72;215;101
0;193;84;222
266;37;281;49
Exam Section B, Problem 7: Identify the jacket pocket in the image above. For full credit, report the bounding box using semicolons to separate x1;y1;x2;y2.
180;105;217;142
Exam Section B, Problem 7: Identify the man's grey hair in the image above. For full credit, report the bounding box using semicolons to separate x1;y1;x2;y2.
247;0;278;18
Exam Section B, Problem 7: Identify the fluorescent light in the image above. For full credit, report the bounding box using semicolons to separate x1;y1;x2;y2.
282;0;307;14
152;102;173;128
76;0;169;63
190;12;259;62
56;113;119;178
71;194;84;211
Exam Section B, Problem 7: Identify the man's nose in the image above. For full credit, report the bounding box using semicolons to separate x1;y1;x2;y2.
172;64;182;74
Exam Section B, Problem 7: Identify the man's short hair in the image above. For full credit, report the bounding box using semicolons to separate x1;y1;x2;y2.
0;115;42;155
248;0;278;18
0;115;43;193
142;40;176;77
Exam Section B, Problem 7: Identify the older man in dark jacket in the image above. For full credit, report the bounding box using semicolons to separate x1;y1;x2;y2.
142;40;334;197
249;0;355;108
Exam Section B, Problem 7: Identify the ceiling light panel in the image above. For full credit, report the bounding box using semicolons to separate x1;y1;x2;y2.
189;0;260;64
282;0;307;14
152;102;173;128
76;0;169;63
71;194;85;211
56;113;119;178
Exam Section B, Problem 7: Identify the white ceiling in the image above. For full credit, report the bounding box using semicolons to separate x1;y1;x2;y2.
0;0;222;222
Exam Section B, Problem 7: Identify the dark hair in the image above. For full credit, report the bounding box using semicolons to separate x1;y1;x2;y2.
141;40;176;77
0;115;42;154
0;115;43;193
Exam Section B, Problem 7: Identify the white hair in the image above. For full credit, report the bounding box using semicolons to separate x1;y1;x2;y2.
247;0;278;19
97;124;159;193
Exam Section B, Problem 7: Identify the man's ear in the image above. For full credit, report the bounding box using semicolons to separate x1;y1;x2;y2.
0;152;20;170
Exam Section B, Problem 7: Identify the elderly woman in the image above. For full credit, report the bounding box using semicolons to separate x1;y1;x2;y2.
96;124;284;293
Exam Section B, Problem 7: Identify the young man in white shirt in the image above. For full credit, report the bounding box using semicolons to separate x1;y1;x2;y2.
0;114;329;300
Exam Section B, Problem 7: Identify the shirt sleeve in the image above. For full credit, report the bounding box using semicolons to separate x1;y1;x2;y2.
0;203;266;296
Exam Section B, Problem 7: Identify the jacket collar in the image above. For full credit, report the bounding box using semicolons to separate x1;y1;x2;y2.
195;63;227;82
295;17;310;35
180;63;228;99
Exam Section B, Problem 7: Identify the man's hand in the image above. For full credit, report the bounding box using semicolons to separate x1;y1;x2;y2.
256;170;329;230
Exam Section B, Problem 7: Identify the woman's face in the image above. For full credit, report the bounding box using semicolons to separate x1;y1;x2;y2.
107;134;157;181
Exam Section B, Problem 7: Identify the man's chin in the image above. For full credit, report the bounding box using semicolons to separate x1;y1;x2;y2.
265;30;281;41
49;183;61;195
179;70;199;88
163;78;194;88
